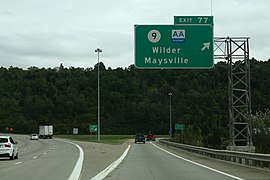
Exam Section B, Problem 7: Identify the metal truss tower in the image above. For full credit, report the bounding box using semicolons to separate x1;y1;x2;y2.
214;37;254;151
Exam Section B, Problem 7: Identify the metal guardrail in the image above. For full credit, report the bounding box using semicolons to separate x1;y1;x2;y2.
159;139;270;170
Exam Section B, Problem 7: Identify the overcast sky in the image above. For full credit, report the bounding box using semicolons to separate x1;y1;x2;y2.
0;0;269;69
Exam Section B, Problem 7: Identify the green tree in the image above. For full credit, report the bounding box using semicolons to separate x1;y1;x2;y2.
252;109;270;153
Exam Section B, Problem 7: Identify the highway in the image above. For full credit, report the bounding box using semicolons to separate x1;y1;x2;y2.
2;135;270;180
0;135;80;180
105;141;270;180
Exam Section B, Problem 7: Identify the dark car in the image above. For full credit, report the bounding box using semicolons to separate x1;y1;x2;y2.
146;134;156;141
135;133;145;144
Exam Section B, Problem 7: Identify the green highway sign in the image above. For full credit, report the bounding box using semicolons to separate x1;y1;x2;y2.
89;124;97;133
175;124;185;131
174;16;213;25
134;24;213;69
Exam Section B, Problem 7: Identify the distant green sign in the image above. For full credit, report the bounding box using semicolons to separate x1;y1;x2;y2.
89;125;97;133
175;124;185;131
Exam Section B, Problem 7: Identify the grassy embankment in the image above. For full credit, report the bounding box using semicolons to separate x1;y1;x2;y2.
55;134;169;145
55;135;134;145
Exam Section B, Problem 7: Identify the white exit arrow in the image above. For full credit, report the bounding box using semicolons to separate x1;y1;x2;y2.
201;42;210;51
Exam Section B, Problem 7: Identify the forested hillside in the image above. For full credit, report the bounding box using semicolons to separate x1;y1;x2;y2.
0;59;270;150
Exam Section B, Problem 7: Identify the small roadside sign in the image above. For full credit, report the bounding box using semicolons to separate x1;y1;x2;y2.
175;124;185;131
73;128;79;135
89;125;97;133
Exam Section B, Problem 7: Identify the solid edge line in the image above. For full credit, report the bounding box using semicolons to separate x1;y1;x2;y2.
91;144;131;180
151;142;245;180
58;140;84;180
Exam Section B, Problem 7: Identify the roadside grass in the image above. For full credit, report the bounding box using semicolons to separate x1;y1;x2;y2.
55;135;134;145
55;134;169;145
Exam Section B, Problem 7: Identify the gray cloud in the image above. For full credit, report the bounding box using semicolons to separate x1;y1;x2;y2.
0;0;269;69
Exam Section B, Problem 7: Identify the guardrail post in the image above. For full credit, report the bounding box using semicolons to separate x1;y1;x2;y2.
260;161;263;168
246;158;249;165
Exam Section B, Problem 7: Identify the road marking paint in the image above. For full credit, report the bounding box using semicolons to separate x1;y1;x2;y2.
91;144;131;180
33;156;38;159
56;139;84;180
14;162;22;165
43;152;47;155
151;142;244;180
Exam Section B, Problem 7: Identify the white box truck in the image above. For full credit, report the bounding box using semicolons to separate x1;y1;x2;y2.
39;125;53;139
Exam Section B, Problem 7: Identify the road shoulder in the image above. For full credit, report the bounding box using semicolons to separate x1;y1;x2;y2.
155;141;270;180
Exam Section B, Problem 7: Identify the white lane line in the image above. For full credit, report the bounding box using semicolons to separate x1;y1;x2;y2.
67;142;84;180
91;144;131;180
33;156;38;159
14;162;22;165
151;142;244;180
57;140;84;180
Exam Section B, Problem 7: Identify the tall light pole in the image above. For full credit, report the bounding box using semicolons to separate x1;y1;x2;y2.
168;92;172;137
95;48;102;141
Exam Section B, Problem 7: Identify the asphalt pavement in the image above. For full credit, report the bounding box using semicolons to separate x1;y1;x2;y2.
0;135;78;180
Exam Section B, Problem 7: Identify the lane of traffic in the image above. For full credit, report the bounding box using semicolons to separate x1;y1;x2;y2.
106;141;242;180
154;141;270;180
0;134;55;164
0;135;80;180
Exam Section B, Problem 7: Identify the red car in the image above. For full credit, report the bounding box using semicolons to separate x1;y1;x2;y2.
146;134;156;141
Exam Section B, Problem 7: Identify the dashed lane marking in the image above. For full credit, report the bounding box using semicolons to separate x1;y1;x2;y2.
14;162;22;165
